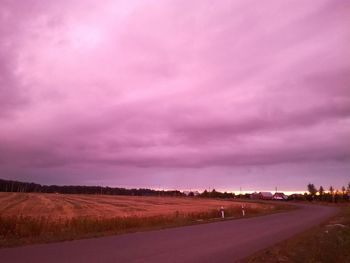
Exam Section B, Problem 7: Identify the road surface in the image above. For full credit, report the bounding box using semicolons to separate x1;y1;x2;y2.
0;203;337;263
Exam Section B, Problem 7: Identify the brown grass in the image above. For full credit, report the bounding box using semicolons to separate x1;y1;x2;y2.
0;193;292;248
0;192;266;219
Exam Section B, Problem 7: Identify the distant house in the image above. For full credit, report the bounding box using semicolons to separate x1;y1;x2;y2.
273;192;288;200
250;192;260;199
193;191;200;196
250;192;274;200
289;193;305;201
259;192;273;200
183;191;200;196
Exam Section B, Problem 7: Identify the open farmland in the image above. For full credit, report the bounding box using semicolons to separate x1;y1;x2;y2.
0;193;291;248
0;193;266;219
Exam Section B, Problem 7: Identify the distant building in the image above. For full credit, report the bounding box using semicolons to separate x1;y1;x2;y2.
289;193;305;201
273;192;288;200
250;192;260;199
258;192;273;200
250;192;274;200
193;191;200;196
183;190;200;196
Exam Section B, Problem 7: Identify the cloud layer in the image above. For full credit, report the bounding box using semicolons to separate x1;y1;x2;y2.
0;0;349;190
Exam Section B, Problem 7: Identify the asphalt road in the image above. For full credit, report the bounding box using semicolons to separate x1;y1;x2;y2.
0;203;337;263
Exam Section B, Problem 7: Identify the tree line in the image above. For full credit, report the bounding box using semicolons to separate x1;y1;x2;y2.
199;189;235;199
0;178;183;197
306;182;350;202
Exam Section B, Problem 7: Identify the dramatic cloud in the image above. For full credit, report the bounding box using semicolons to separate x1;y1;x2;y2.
0;0;349;191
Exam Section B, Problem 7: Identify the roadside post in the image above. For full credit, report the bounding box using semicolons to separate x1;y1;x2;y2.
241;204;245;217
220;206;225;219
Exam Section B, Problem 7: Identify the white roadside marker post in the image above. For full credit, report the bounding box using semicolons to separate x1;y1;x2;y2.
220;206;225;219
242;204;245;217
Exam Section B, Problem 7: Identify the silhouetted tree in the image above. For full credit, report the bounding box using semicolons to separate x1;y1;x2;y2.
307;183;317;201
0;179;184;197
198;189;234;199
318;186;324;201
329;186;335;202
202;190;209;198
341;186;347;201
307;183;317;195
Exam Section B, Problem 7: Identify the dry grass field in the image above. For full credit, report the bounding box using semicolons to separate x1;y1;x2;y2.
0;192;265;219
0;193;292;248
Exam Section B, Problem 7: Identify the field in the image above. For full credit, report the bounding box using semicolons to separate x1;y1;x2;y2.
0;193;291;248
0;192;268;219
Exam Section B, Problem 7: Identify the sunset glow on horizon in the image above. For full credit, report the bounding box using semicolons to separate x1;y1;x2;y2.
0;0;349;192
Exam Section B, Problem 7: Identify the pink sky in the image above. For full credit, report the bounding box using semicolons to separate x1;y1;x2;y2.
0;0;349;192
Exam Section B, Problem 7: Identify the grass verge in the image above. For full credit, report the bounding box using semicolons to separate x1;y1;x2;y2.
0;201;293;248
245;204;350;263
